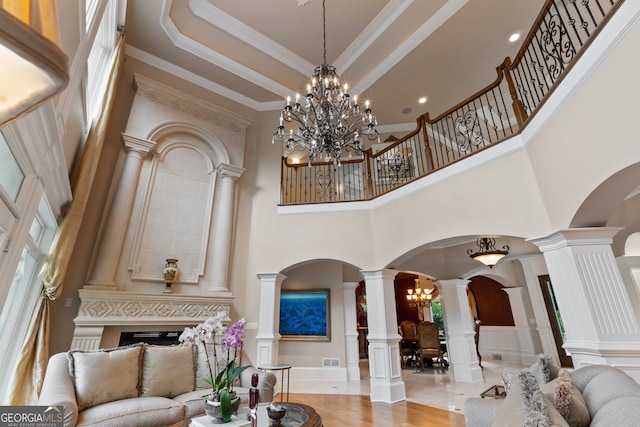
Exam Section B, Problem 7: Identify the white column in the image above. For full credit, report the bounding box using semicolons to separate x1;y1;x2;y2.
530;228;640;375
343;282;361;381
88;134;155;288
438;279;483;383
256;273;286;366
615;256;640;314
503;287;539;365
208;163;244;294
422;305;433;322
361;269;406;403
518;256;560;366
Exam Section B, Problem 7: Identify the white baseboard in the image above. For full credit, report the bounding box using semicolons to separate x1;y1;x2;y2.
289;366;348;382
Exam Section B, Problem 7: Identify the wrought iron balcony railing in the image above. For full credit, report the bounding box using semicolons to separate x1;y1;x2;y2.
280;0;621;206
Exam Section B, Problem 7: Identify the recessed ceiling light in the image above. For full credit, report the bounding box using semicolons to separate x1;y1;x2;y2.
418;97;427;104
509;33;520;43
402;107;412;114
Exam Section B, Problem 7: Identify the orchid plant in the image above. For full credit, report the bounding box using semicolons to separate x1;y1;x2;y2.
179;314;249;421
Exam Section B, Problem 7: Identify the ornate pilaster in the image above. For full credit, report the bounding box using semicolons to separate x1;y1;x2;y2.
342;282;361;381
361;269;406;403
256;273;287;366
518;255;560;366
530;228;640;375
208;163;245;294
502;287;539;365
437;279;482;383
88;135;155;288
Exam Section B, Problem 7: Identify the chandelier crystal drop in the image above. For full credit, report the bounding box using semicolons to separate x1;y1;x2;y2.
272;0;379;167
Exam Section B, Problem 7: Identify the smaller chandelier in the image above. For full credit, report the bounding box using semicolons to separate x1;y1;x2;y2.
406;279;435;308
272;0;379;167
467;237;509;268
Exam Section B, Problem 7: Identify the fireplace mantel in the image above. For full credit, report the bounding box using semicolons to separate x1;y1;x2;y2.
71;289;233;350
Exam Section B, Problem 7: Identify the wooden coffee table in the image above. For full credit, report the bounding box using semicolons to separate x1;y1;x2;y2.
173;402;322;427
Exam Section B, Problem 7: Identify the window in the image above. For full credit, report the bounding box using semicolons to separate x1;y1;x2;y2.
85;0;117;125
0;197;57;402
0;132;24;202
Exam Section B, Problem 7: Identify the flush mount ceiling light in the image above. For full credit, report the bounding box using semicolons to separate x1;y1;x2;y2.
0;4;68;127
467;237;509;268
509;32;521;43
272;0;379;167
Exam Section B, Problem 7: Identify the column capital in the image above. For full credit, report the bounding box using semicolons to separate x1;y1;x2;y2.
342;282;360;291
216;163;245;180
121;133;156;153
436;278;470;289
502;287;525;296
360;269;397;282
528;227;624;251
257;273;287;286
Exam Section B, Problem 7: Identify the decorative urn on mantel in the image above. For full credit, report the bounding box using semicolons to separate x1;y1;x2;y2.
162;259;179;293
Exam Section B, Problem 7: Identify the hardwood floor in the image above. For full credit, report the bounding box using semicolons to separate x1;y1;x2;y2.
288;393;466;427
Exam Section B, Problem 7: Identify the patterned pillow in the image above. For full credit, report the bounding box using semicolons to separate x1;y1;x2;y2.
68;344;143;411
541;371;591;427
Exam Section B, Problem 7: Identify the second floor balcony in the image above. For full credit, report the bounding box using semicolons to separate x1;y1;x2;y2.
278;0;621;206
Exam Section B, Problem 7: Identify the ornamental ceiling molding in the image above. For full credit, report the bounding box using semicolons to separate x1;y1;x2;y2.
132;74;251;134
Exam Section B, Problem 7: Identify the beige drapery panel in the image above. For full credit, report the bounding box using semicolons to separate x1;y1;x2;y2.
0;0;61;45
7;32;125;405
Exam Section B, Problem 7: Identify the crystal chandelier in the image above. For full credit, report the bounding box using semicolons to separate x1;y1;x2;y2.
272;0;379;167
406;278;435;308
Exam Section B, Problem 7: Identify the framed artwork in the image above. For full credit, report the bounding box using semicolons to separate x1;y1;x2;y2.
279;289;330;341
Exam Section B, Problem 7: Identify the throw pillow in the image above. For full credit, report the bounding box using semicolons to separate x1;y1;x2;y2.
492;370;569;427
541;371;590;427
195;343;244;390
520;369;570;427
68;344;143;411
529;354;559;386
141;344;196;398
502;371;515;394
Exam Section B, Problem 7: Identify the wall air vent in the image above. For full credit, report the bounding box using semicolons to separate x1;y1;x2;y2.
322;358;340;368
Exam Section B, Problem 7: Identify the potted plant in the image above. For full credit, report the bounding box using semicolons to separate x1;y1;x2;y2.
179;314;249;422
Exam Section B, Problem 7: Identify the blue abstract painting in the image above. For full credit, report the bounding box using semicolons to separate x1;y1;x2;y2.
279;290;329;339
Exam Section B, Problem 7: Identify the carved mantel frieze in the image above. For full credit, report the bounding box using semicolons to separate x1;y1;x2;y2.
74;289;234;327
71;289;235;350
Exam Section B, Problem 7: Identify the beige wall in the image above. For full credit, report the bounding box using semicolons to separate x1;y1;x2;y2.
48;10;640;364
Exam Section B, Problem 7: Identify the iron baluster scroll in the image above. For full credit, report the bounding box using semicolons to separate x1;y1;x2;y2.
277;0;621;205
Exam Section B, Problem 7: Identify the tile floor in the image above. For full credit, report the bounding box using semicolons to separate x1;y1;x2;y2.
287;358;527;415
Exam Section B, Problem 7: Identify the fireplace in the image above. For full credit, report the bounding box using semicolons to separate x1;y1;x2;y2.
71;289;233;350
118;331;182;346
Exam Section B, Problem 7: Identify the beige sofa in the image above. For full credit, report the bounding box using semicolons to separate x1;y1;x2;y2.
38;344;277;427
464;358;640;427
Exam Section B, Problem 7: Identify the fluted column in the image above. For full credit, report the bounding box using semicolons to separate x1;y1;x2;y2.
503;287;540;365
437;279;482;382
343;282;360;381
530;228;640;374
88;134;155;288
256;273;286;366
208;163;244;293
518;255;560;366
361;269;406;403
